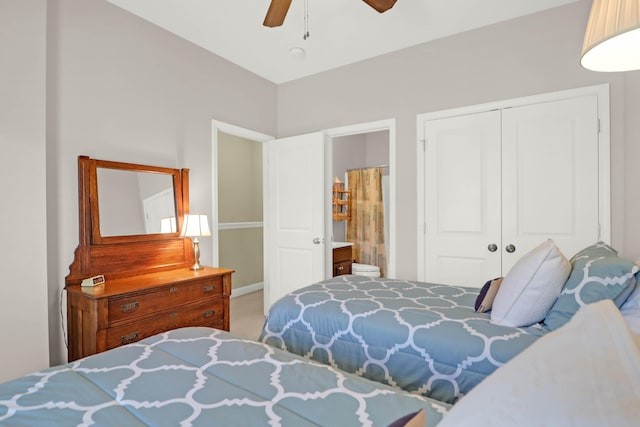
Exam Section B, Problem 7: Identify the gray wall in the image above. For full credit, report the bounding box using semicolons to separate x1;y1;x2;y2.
218;132;264;290
332;134;366;241
0;0;49;382
278;0;640;278
218;133;264;223
45;0;277;365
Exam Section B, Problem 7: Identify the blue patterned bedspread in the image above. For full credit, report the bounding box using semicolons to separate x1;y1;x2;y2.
0;327;449;426
259;275;547;404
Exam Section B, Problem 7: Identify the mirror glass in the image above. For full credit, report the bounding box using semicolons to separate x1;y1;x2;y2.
97;168;177;236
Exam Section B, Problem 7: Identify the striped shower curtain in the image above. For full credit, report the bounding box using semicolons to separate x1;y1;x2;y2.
346;167;387;277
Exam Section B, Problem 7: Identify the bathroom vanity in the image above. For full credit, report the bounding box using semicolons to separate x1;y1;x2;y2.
332;242;353;277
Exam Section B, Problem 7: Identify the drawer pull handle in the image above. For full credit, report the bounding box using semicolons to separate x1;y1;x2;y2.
170;286;178;293
120;302;139;313
121;332;139;345
202;285;215;293
202;310;215;319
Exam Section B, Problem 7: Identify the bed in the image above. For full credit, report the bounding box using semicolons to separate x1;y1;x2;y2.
0;327;450;426
259;275;547;404
259;241;640;406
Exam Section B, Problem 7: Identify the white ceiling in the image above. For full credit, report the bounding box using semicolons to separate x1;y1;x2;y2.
105;0;579;84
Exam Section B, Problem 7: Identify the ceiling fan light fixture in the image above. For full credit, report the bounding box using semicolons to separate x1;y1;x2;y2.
581;0;640;72
289;47;306;59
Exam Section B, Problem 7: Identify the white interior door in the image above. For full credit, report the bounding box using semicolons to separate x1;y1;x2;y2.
420;89;606;287
265;132;326;308
501;95;600;272
423;111;502;287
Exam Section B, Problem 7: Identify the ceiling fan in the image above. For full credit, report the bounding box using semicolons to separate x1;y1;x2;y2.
263;0;397;27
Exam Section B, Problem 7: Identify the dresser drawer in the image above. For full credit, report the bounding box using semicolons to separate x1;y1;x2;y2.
105;298;224;349
108;276;223;324
333;260;352;276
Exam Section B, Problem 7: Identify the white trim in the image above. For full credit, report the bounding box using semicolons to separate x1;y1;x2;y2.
324;133;333;279
213;121;275;144
325;119;396;137
262;142;270;315
596;87;611;245
230;282;264;298
218;222;264;230
325;118;397;279
416;84;611;281
417;84;610;121
416;118;426;281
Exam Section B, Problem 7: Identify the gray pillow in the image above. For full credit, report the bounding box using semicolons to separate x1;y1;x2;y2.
544;242;639;331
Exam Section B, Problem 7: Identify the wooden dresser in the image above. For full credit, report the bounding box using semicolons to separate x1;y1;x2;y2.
66;267;233;361
66;156;234;362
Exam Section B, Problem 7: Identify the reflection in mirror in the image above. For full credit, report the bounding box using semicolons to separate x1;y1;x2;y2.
97;168;176;237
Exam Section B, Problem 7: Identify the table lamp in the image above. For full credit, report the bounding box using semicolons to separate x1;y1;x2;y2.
180;214;211;270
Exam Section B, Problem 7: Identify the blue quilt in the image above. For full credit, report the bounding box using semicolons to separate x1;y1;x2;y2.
0;327;449;426
259;275;547;404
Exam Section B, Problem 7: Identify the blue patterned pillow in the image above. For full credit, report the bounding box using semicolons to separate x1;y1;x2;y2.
544;242;639;331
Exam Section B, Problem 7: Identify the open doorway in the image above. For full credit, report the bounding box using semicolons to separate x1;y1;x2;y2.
211;121;273;298
326;119;396;278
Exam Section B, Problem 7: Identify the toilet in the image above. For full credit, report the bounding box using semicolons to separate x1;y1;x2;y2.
352;263;381;278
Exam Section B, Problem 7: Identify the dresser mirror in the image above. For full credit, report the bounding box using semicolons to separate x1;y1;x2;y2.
66;156;194;285
90;158;184;244
97;167;177;237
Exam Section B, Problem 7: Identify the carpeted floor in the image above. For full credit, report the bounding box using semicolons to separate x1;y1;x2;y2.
229;290;266;341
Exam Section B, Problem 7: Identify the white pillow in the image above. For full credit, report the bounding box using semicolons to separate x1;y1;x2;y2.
491;239;570;327
621;274;640;335
439;300;640;427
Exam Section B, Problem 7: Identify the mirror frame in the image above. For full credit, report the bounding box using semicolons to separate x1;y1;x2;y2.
67;156;194;285
91;158;184;244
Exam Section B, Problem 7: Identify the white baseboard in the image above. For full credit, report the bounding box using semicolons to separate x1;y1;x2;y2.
231;282;264;298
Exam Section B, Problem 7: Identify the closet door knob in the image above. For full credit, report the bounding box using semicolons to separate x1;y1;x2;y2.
505;244;516;253
487;243;498;252
312;237;321;245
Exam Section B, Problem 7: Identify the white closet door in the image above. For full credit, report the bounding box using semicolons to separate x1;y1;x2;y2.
265;132;326;309
423;110;502;287
501;95;600;272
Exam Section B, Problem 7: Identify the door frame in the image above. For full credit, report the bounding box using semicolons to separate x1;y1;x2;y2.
326;118;397;279
416;84;611;281
211;120;274;297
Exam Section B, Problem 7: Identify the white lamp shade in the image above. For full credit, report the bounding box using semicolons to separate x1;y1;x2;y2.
179;214;211;238
581;0;640;71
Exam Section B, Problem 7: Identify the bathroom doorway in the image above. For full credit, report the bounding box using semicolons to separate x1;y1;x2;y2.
327;119;396;278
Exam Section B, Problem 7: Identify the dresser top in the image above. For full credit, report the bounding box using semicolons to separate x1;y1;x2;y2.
66;266;234;298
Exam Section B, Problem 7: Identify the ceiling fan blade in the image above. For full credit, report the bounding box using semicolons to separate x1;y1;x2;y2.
263;0;293;27
362;0;397;13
